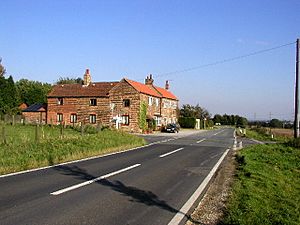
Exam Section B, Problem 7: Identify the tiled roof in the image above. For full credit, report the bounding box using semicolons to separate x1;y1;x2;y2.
154;86;178;100
23;103;46;112
124;79;162;98
48;82;119;97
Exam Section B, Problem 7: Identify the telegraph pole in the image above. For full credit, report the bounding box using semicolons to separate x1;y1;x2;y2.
294;38;300;138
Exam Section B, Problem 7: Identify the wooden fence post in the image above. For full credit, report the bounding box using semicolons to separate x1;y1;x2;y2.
60;122;64;139
35;124;40;143
2;126;7;145
81;121;84;136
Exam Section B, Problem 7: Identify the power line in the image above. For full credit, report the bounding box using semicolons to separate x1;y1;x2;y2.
155;41;296;78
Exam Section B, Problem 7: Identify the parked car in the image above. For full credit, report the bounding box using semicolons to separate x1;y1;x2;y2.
164;123;180;133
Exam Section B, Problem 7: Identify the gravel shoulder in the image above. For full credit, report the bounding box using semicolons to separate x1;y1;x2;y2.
186;148;237;225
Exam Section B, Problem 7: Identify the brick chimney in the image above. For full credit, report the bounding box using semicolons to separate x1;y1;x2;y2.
83;69;92;86
145;74;154;85
165;80;170;90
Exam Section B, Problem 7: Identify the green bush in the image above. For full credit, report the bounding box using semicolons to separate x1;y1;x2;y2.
178;117;196;128
286;137;300;148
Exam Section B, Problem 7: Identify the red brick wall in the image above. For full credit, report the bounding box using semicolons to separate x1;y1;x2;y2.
47;97;111;126
109;80;141;132
23;111;47;124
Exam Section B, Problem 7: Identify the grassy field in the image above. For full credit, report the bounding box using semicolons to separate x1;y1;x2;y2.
245;127;290;142
222;137;300;224
0;124;145;175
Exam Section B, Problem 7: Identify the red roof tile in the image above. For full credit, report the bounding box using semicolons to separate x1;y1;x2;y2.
124;79;161;98
48;82;119;97
154;86;178;100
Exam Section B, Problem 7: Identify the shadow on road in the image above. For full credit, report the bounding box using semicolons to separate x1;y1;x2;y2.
54;165;203;225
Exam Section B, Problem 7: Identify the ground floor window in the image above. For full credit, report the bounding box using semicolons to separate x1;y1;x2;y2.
154;116;161;126
122;115;129;125
89;114;97;124
70;114;77;123
57;113;63;123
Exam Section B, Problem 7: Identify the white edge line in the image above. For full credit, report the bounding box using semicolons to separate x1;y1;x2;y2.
50;164;141;195
167;148;230;225
159;148;184;158
0;143;151;178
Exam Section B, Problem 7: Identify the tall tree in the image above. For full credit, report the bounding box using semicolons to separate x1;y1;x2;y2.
16;79;52;105
0;58;5;77
0;76;18;115
180;104;211;119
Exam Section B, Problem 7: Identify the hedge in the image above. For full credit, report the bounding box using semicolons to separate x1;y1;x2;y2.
178;117;196;128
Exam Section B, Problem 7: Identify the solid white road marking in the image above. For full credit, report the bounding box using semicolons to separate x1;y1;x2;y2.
167;148;230;225
50;164;141;196
159;148;184;158
196;138;206;143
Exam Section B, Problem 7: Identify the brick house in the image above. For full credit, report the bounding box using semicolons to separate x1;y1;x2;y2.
22;103;47;124
47;70;178;132
109;75;178;132
47;69;118;126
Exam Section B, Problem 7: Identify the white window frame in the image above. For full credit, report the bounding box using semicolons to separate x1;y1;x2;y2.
89;114;97;124
122;115;129;125
70;114;77;123
148;96;153;106
57;113;63;123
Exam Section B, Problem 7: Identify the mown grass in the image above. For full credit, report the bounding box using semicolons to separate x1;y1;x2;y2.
222;143;300;225
0;124;145;175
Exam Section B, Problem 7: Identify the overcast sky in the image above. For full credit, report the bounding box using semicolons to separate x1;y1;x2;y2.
1;0;299;120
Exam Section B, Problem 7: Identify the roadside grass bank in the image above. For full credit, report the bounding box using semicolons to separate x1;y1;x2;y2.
221;143;300;225
0;124;145;175
245;127;290;142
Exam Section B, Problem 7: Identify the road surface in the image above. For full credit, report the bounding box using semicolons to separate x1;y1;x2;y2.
0;128;234;225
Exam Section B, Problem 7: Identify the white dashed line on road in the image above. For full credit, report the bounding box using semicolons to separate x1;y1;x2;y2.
159;148;184;158
196;138;206;143
50;164;141;196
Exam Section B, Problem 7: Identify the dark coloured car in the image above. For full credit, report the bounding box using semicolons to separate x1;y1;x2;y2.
164;123;180;133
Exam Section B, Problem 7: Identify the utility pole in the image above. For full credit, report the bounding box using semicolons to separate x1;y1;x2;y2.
294;38;300;138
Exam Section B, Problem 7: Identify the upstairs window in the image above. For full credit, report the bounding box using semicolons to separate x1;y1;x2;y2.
155;98;159;107
123;99;130;107
148;97;153;106
57;98;64;105
90;99;97;106
89;114;96;124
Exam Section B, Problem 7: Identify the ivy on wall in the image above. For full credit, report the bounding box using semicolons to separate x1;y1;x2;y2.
139;101;147;131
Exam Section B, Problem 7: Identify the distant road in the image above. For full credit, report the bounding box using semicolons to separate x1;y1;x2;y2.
0;128;234;225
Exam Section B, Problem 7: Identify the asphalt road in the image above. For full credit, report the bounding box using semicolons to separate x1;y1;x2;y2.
0;128;234;225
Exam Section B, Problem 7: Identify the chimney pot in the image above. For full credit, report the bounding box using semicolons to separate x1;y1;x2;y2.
165;80;170;90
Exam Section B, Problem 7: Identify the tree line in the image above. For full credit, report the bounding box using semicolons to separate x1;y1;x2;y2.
178;103;248;128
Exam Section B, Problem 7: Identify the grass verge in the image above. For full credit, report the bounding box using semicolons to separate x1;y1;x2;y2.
221;144;300;225
0;124;145;175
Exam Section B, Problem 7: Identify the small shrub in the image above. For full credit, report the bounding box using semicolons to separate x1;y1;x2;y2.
286;137;300;148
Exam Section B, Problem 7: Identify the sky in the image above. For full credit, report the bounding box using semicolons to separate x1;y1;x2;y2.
1;0;299;120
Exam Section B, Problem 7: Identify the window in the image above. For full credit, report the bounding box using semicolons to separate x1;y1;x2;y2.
57;98;64;105
154;116;161;126
70;114;77;123
122;115;129;125
123;99;130;107
57;113;63;122
155;98;159;107
89;114;96;124
148;97;153;106
90;99;97;106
